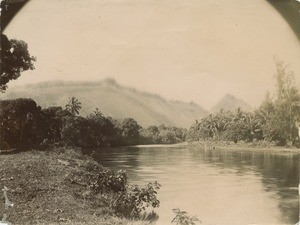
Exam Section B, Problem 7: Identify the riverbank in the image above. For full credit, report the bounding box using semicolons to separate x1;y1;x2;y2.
188;140;300;153
0;148;152;225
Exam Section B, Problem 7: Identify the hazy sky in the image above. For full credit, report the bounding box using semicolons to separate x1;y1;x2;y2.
4;0;300;109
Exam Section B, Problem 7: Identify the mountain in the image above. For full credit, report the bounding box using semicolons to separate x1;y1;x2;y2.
211;93;253;112
1;79;208;128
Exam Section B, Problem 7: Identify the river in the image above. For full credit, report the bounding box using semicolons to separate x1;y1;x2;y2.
95;144;299;225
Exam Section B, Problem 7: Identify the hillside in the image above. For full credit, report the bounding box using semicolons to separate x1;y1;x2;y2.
211;93;253;112
1;79;208;128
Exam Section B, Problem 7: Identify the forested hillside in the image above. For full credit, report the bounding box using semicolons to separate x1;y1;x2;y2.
2;79;208;128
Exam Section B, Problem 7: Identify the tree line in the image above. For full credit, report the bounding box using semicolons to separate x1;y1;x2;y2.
187;59;300;147
0;96;188;150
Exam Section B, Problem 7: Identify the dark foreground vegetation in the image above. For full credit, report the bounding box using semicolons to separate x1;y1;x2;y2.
0;147;160;225
0;97;187;151
0;96;166;223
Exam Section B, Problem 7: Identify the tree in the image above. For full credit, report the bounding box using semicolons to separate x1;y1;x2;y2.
39;106;71;143
65;97;82;115
0;34;36;92
87;109;116;147
61;116;89;147
187;117;213;141
61;111;116;148
0;98;41;149
259;59;300;146
117;118;141;145
223;109;258;143
274;58;297;102
244;112;263;140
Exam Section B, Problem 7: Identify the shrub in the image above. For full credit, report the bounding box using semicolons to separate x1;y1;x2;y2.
82;162;161;218
110;181;161;217
88;167;128;194
171;208;201;225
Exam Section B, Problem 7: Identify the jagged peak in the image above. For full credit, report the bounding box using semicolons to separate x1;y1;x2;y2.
211;93;253;112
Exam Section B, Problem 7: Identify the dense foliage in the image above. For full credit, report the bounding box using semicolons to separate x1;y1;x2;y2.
187;60;300;147
0;98;41;149
140;125;187;144
0;34;36;92
0;97;186;150
109;181;161;217
78;160;160;218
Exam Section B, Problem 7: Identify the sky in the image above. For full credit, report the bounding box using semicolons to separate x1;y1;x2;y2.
4;0;300;110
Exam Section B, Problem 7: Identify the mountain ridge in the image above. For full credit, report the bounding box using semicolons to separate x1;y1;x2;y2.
2;79;254;127
2;79;208;128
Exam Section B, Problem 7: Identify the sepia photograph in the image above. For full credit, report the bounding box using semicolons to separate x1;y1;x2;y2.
1;0;300;224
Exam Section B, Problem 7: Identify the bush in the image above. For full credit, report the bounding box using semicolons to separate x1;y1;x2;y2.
88;167;128;194
110;181;161;217
81;162;161;218
171;208;201;225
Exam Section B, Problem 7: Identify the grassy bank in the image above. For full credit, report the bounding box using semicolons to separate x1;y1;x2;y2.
0;148;153;225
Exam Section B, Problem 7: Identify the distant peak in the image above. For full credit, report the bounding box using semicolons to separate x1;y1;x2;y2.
211;93;253;112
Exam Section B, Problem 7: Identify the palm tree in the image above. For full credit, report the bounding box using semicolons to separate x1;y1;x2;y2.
243;112;263;141
65;97;82;116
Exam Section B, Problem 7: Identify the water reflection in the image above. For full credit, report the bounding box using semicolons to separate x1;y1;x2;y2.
190;148;299;223
95;145;299;224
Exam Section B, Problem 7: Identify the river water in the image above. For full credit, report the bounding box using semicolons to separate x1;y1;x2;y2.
95;144;299;225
